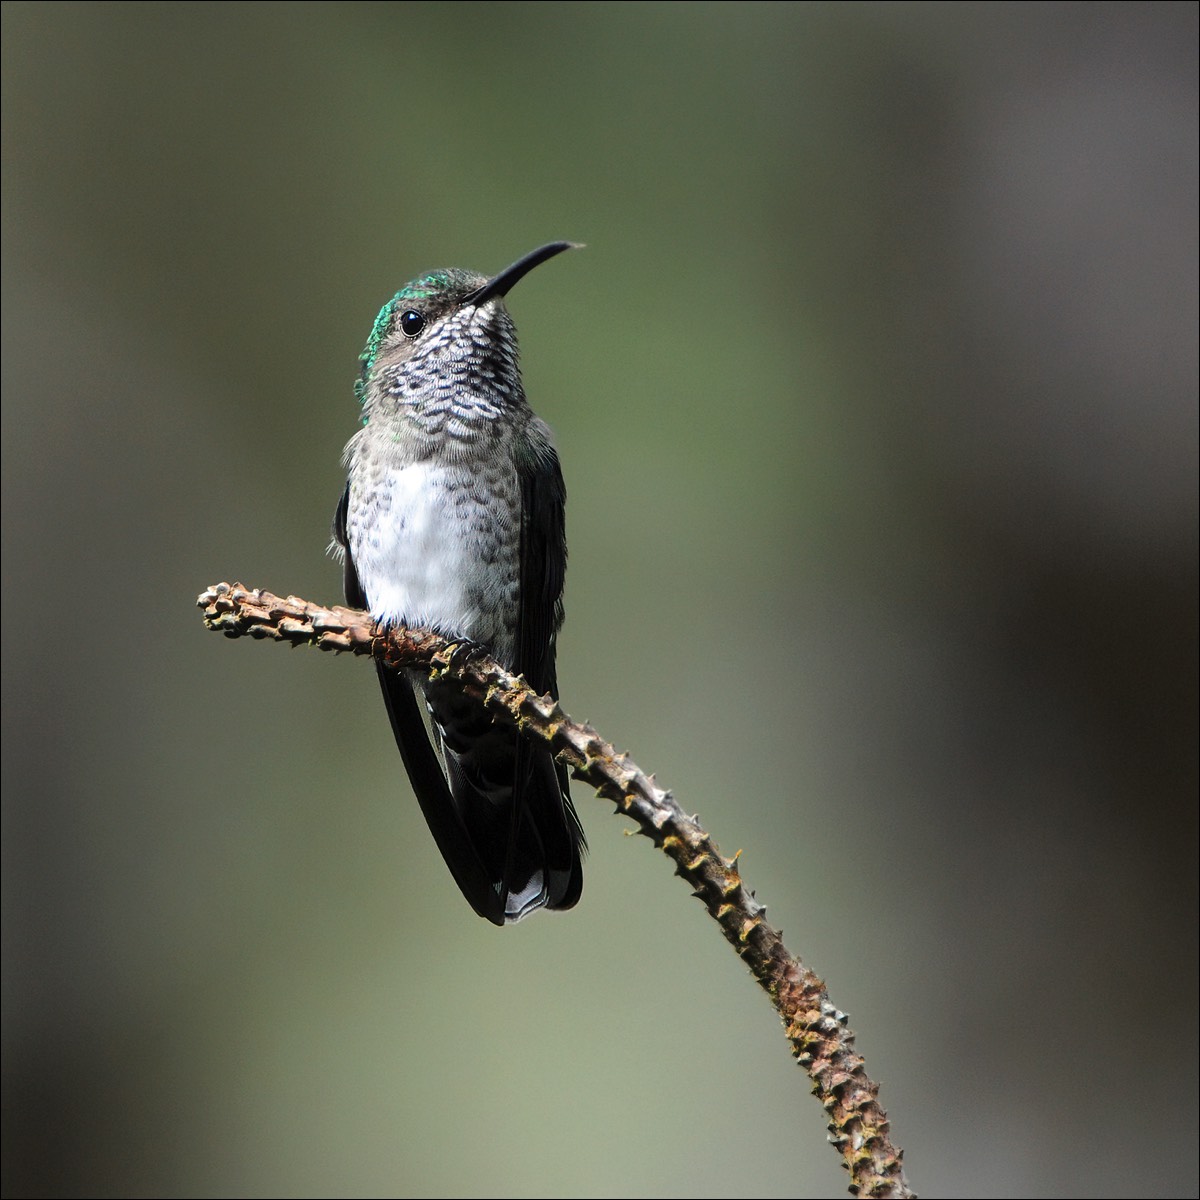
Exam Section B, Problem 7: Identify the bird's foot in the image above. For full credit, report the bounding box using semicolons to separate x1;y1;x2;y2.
444;637;491;673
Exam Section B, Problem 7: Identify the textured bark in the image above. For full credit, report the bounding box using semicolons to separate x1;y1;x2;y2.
198;582;914;1198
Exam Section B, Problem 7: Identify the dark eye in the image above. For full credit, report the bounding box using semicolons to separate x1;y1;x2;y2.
399;309;426;337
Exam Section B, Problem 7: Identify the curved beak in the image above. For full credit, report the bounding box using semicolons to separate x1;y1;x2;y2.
463;241;582;307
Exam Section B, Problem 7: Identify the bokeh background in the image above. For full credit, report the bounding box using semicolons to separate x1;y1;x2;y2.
3;3;1196;1197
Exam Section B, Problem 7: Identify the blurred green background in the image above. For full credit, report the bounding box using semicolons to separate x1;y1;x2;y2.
3;3;1196;1197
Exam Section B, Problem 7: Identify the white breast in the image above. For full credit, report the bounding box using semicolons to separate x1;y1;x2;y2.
350;462;519;659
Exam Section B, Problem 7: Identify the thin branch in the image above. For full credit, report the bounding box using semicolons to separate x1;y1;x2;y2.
198;581;914;1199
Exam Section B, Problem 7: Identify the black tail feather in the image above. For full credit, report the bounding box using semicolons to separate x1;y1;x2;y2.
377;664;583;923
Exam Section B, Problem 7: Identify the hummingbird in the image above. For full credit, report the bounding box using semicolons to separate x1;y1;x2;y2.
331;242;585;925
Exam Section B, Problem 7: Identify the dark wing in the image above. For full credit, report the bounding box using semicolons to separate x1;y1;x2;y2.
505;427;585;910
515;432;566;697
332;483;508;925
332;483;366;609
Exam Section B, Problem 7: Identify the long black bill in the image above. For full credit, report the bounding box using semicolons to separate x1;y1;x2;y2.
463;241;581;307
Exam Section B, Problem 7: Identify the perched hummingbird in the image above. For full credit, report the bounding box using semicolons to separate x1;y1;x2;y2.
331;242;585;925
